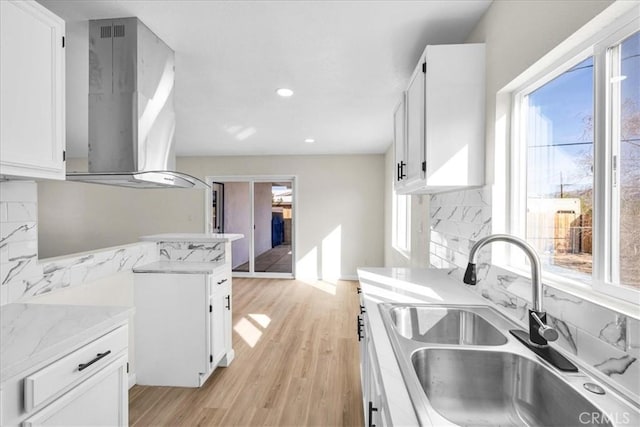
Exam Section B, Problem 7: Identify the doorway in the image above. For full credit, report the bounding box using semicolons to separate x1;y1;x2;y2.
206;176;296;278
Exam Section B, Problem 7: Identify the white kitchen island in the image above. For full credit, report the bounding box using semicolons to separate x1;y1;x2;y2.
133;233;243;387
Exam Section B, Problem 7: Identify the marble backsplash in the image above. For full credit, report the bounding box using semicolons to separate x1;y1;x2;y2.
1;181;158;305
157;241;225;263
429;186;639;400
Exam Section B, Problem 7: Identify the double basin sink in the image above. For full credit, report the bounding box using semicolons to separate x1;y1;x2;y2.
379;304;639;426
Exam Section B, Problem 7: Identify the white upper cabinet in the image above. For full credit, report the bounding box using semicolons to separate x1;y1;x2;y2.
396;43;485;194
404;60;426;190
393;94;406;190
0;0;66;180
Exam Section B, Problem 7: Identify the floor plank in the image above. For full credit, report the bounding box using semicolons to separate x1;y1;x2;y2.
234;245;293;273
129;278;364;426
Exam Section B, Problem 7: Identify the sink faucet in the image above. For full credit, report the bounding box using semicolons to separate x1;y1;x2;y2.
463;234;559;347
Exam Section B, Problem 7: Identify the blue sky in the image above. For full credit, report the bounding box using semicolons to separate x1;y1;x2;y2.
621;31;640;139
526;31;639;198
527;56;594;197
529;57;594;146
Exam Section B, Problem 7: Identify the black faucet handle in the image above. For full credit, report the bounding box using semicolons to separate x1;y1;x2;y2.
530;310;559;344
463;263;477;285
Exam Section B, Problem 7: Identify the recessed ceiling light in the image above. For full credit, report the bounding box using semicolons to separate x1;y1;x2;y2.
276;88;294;97
304;138;315;144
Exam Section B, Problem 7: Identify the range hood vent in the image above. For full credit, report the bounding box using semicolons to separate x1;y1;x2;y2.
66;17;207;190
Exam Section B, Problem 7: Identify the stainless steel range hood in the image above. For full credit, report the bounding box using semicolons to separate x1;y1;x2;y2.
66;17;207;189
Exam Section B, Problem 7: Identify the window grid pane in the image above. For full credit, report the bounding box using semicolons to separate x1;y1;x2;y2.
524;57;594;279
614;31;640;289
393;193;411;253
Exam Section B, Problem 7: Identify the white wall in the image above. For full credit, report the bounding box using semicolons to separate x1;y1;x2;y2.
179;154;385;280
38;154;384;279
38;160;205;258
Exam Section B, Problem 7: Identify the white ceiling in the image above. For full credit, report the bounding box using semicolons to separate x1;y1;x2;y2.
38;0;491;158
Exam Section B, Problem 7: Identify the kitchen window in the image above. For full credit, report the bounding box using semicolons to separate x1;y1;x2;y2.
393;192;411;256
511;16;639;303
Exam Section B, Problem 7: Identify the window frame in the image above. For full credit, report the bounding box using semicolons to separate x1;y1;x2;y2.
392;191;411;257
509;13;640;305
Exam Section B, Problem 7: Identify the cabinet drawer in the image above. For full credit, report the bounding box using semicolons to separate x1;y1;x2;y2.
208;272;229;295
24;325;128;412
214;275;229;287
22;354;128;427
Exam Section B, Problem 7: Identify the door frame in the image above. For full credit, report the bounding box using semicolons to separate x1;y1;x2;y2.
211;181;225;233
204;175;297;279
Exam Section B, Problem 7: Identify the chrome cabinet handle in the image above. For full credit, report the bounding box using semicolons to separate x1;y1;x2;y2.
78;350;111;371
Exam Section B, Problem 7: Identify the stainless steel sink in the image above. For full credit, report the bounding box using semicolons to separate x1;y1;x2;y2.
378;303;640;426
413;348;611;426
389;306;507;345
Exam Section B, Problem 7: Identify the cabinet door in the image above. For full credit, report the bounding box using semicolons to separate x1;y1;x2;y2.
134;273;208;387
223;290;232;352
209;274;231;369
404;59;425;190
366;333;386;427
393;94;407;190
209;290;227;367
0;0;65;180
358;313;369;424
423;44;486;189
23;355;128;427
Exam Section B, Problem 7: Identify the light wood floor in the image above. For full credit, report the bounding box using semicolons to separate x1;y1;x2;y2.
234;245;293;274
129;278;364;426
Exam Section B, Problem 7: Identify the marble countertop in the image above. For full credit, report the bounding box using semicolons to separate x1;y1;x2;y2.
357;267;523;427
0;303;130;381
140;233;244;243
133;260;225;274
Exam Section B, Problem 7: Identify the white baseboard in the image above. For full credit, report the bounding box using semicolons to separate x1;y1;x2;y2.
128;373;136;389
295;275;359;281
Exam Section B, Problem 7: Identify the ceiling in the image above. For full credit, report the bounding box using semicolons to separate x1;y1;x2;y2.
38;0;491;158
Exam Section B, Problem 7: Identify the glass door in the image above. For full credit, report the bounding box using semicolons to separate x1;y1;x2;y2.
254;181;293;274
211;182;224;233
220;181;251;273
207;177;295;278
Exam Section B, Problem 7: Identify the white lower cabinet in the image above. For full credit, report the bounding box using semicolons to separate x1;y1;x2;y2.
23;354;128;427
0;325;129;427
365;336;387;427
358;290;388;427
134;268;233;387
209;274;232;369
